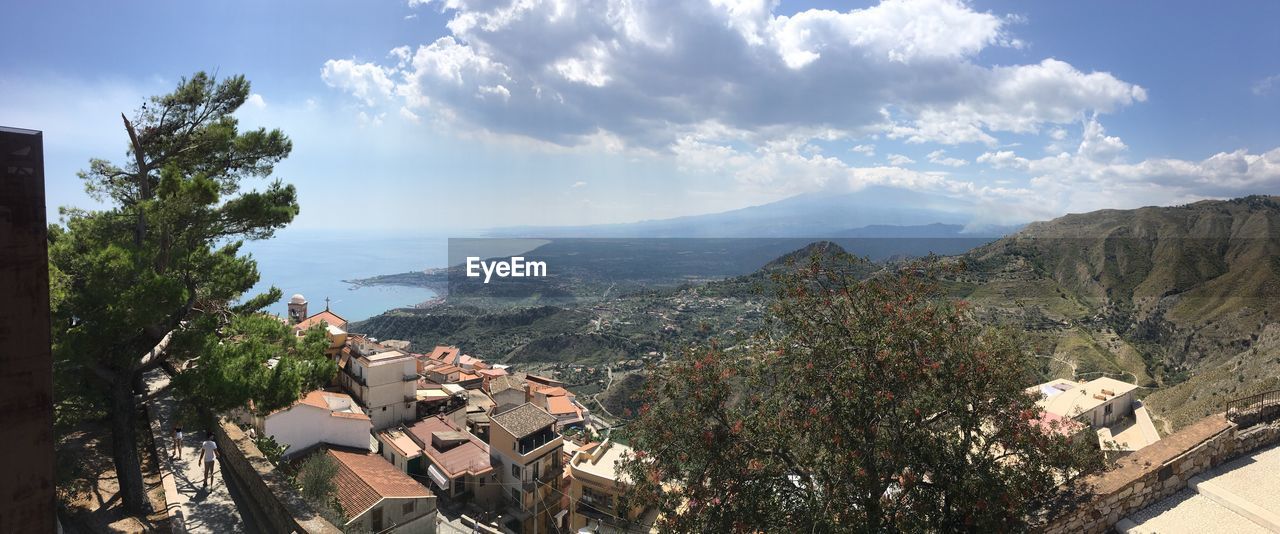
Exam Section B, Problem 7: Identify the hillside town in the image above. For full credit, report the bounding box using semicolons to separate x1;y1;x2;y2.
203;293;1205;534
229;294;648;533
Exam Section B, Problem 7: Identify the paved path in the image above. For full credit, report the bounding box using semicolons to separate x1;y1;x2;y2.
142;369;256;533
1120;442;1280;533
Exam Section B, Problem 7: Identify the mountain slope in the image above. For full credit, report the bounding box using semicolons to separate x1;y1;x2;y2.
959;195;1280;429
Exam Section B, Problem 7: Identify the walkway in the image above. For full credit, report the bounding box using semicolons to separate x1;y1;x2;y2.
142;369;257;533
1119;442;1280;533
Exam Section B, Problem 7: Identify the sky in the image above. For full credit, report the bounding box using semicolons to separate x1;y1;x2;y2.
3;0;1279;233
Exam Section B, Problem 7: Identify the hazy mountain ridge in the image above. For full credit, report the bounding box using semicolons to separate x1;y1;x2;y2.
486;186;1003;238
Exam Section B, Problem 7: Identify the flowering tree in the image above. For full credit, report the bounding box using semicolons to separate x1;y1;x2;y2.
621;251;1102;532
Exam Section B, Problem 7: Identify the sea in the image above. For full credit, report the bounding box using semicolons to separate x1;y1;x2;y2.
239;230;450;322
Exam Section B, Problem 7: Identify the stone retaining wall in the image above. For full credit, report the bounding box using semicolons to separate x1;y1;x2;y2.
1037;415;1280;534
213;418;342;534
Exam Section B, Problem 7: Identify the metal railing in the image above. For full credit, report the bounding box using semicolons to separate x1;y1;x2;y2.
1225;389;1280;426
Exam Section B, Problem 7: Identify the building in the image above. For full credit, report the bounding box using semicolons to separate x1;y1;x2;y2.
328;447;438;533
379;415;501;509
1035;377;1139;428
257;390;373;458
567;440;654;533
489;403;565;534
0;125;56;533
287;295;349;358
1032;376;1160;454
339;345;419;430
487;375;528;408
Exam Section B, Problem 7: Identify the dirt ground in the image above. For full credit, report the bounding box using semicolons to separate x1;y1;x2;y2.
56;414;171;533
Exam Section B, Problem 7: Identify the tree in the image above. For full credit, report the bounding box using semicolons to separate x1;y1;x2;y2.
49;72;332;513
620;253;1104;532
295;452;346;526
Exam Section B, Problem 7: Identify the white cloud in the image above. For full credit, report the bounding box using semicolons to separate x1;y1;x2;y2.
571;180;588;188
976;117;1280;214
976;150;1029;170
246;93;267;109
321;59;396;106
1253;74;1279;96
399;107;421;123
927;149;966;167
851;144;876;156
887;153;916;166
326;0;1144;149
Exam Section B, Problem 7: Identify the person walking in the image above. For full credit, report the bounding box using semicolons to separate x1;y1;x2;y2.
172;425;183;458
195;431;219;488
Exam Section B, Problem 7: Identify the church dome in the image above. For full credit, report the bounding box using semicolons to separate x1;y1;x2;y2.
289;294;307;304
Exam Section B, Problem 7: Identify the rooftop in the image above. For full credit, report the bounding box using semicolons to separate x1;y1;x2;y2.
491;403;557;439
406;415;494;478
570;440;634;485
360;349;414;366
545;395;579;416
327;448;431;520
427;345;460;363
487;374;526;395
272;390;368;421
295;310;348;332
1036;377;1140;418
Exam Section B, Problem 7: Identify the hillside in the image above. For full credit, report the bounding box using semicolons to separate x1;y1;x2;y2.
958;196;1280;430
354;196;1280;432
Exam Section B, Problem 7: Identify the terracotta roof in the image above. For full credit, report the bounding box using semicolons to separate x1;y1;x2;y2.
545;396;579;416
429;364;462;375
327;448;431;520
458;372;481;382
428;345;460;362
406;416;493;478
295;310;348;332
491;403;557;439
537;386;571;398
477;368;507;378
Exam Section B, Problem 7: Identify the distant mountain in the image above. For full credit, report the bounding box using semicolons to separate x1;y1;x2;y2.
488;186;1000;238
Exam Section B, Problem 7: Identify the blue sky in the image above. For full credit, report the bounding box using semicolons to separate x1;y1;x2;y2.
3;0;1279;232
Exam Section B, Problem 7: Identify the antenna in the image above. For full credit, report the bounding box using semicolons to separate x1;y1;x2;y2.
325;296;330;311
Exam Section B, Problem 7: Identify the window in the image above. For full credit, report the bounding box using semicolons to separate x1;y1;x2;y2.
381;406;387;411
511;464;521;479
1104;404;1113;416
371;507;384;531
402;501;415;515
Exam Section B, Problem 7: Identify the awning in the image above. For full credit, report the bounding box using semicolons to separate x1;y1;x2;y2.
427;464;450;490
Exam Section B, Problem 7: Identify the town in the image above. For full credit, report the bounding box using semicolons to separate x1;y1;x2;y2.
158;293;651;534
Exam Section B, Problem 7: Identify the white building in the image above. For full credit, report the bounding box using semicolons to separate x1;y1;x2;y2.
257;390;372;458
339;347;420;430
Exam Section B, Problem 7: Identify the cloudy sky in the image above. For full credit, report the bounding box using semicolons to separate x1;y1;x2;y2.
4;0;1279;232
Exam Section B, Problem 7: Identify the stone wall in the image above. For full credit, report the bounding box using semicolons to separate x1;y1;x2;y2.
1036;415;1280;534
213;418;342;534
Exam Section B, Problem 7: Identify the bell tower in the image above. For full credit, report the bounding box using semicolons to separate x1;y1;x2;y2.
287;294;308;324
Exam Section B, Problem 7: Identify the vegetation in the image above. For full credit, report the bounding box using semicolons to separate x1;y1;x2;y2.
619;253;1104;532
49;72;332;513
295;452;346;526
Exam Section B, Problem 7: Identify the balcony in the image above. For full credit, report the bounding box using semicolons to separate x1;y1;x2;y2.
340;366;367;387
516;428;559;455
404;373;419;382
